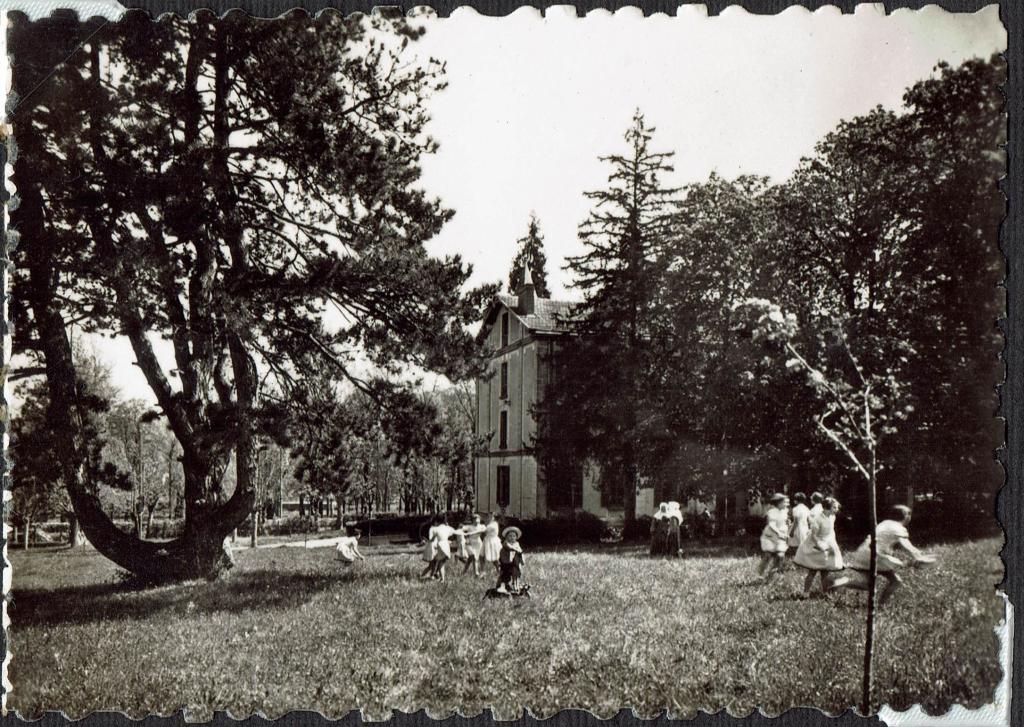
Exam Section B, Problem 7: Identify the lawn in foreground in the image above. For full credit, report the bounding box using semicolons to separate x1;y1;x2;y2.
8;537;1004;719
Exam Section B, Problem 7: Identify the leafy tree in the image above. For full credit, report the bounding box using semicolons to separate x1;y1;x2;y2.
10;347;130;548
761;55;1004;516
508;214;551;297
736;297;917;714
540;111;678;525
10;380;65;549
9;10;493;580
105;400;181;538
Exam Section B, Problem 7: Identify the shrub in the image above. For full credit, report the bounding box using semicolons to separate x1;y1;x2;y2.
145;520;185;540
744;514;764;539
500;512;609;547
235;515;322;537
622;515;653;542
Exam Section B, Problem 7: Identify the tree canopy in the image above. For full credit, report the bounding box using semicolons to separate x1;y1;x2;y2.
508;214;551;297
10;10;494;580
538;57;1003;528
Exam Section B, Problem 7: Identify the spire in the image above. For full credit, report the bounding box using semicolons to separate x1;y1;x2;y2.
517;250;537;315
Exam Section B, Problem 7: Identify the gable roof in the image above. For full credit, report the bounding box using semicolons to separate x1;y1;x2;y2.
477;293;577;344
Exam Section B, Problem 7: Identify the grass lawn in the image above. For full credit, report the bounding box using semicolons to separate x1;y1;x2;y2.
6;537;1005;719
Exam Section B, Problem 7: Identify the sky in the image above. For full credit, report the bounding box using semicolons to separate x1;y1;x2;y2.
3;4;1006;406
413;4;1005;300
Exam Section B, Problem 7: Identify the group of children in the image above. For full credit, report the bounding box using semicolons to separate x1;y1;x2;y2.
758;491;935;603
418;512;526;594
337;494;932;606
334;512;527;594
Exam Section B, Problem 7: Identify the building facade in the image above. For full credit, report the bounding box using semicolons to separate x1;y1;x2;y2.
473;272;567;519
473;273;652;521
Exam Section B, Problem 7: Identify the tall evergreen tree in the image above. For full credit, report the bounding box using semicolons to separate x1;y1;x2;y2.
508;214;551;297
540;111;678;526
9;10;494;580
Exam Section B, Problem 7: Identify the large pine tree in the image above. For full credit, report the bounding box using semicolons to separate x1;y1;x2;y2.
9;10;493;580
508;214;550;297
541;112;678;526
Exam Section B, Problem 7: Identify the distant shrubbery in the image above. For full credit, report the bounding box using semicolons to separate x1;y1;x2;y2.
622;516;652;542
145;520;185;540
238;515;322;537
501;512;609;547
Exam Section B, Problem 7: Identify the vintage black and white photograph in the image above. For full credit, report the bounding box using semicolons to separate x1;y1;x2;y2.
2;3;1008;720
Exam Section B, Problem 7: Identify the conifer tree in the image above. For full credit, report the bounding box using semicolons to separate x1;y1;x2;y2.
541;111;678;526
508;214;550;297
9;11;493;581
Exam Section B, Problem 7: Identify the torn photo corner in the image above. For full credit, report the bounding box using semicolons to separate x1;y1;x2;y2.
1;3;1010;723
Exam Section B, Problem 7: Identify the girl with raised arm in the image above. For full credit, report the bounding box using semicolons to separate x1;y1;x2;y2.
831;505;934;605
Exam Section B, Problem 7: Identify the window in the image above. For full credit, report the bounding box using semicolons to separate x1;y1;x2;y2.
497;466;511;508
501;313;510;348
600;476;624;508
500;362;509;399
499;410;508;449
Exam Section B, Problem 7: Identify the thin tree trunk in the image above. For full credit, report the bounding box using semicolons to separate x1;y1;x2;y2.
862;446;880;714
68;513;83;547
23;516;30;550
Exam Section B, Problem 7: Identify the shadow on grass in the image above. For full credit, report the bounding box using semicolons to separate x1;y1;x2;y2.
11;566;406;629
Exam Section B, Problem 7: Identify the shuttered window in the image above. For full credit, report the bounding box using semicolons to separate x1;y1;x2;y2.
497;466;511;508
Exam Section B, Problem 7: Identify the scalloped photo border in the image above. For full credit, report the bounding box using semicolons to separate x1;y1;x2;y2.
0;2;1014;726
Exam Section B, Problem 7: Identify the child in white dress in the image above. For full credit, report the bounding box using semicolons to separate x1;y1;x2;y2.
335;529;365;565
431;516;457;582
461;514;487;577
757;493;790;581
831;505;934;604
481;512;502;575
788;493;811;551
807;491;824;525
794;497;844;596
420;516;442;579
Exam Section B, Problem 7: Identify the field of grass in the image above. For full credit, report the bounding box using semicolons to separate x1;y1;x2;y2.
6;537;1005;720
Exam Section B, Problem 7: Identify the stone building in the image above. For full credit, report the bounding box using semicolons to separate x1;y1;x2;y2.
473;270;767;526
473;268;654;520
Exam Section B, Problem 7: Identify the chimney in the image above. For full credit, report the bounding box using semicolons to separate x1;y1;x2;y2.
517;256;537;315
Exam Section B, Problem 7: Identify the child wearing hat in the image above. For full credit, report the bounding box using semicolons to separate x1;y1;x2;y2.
496;526;525;594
